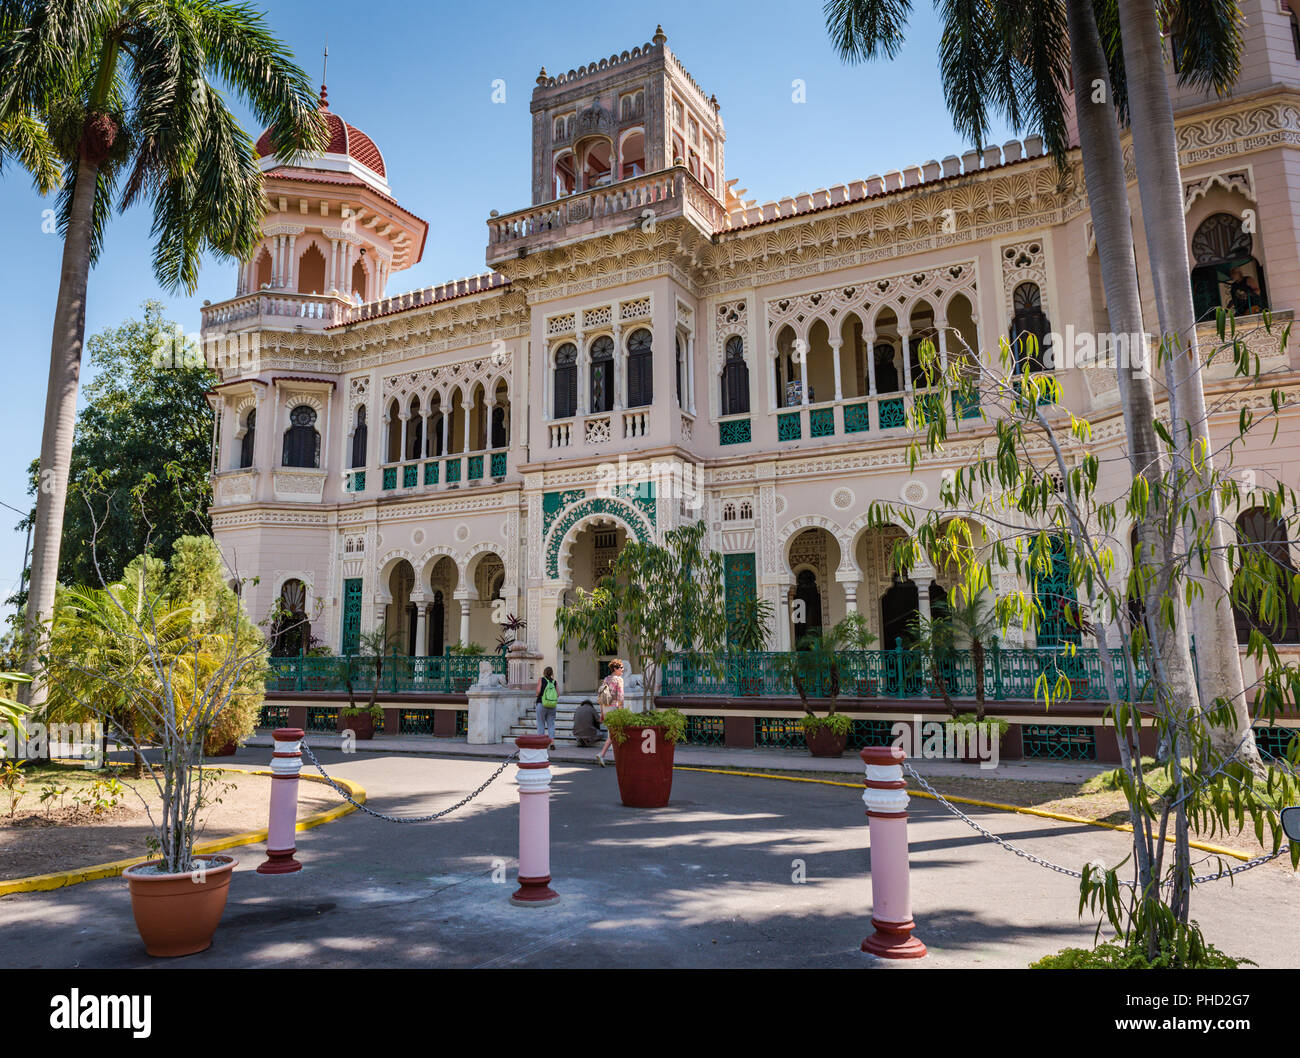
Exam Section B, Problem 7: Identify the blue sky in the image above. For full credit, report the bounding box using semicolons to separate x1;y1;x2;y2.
0;0;1013;615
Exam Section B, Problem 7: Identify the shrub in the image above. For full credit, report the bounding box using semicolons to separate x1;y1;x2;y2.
603;707;687;746
951;713;1009;738
801;713;852;736
1032;939;1249;969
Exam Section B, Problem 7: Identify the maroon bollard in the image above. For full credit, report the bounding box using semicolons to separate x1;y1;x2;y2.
511;735;559;905
860;745;927;958
257;727;305;875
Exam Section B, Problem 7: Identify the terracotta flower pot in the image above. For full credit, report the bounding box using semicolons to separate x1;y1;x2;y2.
339;712;375;740
123;855;237;957
804;724;849;758
612;725;676;807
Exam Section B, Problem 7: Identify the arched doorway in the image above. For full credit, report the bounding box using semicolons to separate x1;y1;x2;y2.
271;578;310;657
386;560;415;655
427;556;458;655
557;519;628;690
880;576;919;649
793;569;822;646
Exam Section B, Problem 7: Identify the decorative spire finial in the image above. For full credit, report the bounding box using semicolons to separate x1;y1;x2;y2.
653;25;666;46
320;43;329;108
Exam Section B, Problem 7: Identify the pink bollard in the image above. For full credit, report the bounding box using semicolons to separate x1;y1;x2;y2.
257;727;305;875
511;734;560;906
860;745;927;958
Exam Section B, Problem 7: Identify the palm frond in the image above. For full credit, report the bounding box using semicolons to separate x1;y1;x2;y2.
823;0;915;62
1166;0;1243;95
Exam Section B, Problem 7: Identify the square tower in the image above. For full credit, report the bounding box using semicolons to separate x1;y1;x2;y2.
529;26;725;206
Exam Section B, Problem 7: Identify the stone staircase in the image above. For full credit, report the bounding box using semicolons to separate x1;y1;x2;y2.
506;692;603;747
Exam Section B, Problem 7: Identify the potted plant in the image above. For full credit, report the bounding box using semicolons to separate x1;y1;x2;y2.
949;711;1010;763
603;706;687;807
42;536;269;957
557;521;727;806
338;702;382;740
727;595;774;696
340;628;399;732
779;615;876;757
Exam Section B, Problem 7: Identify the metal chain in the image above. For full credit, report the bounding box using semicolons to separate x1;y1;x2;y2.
300;740;519;823
904;763;1084;879
904;763;1289;886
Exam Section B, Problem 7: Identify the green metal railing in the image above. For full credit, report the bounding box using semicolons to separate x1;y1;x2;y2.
660;640;1155;702
266;651;506;695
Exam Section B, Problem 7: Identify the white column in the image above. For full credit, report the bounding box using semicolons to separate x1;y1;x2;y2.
461;400;471;453
843;582;858;614
441;409;450;456
414;599;428;657
459;597;471;646
777;589;791;651
399;412;409;463
800;342;810;407
686;335;697;414
830;338;843;401
612;322;624;411
917;579;931;623
937;321;949;372
866;332;878;395
575;330;587;416
901;330;913;391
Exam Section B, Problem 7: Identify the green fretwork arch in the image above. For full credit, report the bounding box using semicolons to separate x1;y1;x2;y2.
546;496;652;579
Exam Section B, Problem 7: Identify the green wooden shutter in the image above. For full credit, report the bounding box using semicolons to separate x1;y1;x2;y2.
342;577;363;654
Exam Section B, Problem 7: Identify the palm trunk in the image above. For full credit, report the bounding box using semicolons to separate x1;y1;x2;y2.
1115;0;1257;767
21;153;100;711
1065;0;1201;728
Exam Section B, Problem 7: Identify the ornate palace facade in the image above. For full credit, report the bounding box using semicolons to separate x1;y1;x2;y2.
204;12;1300;704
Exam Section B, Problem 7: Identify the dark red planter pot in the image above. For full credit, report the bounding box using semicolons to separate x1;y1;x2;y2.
207;740;238;757
338;712;375;740
804;725;849;758
612;726;676;807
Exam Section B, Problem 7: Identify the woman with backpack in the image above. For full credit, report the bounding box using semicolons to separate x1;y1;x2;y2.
593;659;625;767
535;666;559;743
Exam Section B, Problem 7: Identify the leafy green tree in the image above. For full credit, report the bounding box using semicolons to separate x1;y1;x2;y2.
17;301;216;598
556;521;726;709
876;320;1300;963
781;613;876;717
0;0;327;706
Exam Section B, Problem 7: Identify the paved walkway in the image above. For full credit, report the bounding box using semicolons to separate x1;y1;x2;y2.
1;747;1294;968
245;732;1109;784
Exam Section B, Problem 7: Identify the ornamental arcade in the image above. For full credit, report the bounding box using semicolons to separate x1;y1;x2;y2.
204;12;1300;718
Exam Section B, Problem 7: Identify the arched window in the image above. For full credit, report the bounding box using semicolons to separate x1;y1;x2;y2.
429;398;445;456
626;328;653;408
385;400;401;462
579;137;613;191
297;243;326;295
620;129;645;180
238;409;256;469
406;398;423;460
874;343;900;394
675;335;685;407
1233;507;1300;644
553;343;577;419
282;405;319;468
1190;212;1268;322
554;151;576;198
1010;282;1050;373
739;501;753;520
491;405;508;449
721;335;750;415
589;335;614;413
723;502;737;522
350;406;367;469
272;578;309;658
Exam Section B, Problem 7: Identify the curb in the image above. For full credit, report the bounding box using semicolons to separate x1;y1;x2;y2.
674;765;1258;863
0;765;366;897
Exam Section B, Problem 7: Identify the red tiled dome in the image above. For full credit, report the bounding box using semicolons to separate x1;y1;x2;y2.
255;87;386;179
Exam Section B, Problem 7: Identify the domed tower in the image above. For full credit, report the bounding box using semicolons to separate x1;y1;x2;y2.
236;84;427;303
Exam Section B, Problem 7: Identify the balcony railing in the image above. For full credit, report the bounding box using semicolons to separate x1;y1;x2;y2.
267;652;506;695
201;290;353;335
486;167;726;266
373;449;508;495
661;644;1154;702
772;389;983;444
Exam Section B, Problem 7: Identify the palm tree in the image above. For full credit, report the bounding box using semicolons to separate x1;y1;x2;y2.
0;0;327;707
823;0;1251;762
1112;0;1255;763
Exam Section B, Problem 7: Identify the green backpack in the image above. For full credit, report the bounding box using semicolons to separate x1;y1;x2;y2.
541;677;558;707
